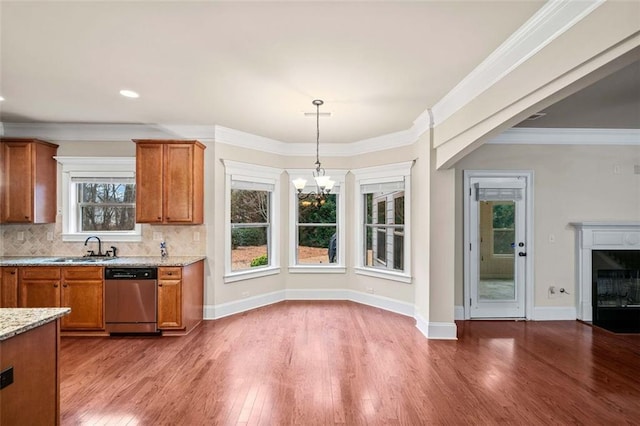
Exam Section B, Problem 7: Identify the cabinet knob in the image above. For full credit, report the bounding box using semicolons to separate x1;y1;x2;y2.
24;216;29;219
166;217;171;220
10;271;15;275
157;217;162;220
53;284;58;288
63;283;68;288
158;283;163;287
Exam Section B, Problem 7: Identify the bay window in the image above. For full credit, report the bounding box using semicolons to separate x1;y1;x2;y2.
353;162;413;283
224;160;282;282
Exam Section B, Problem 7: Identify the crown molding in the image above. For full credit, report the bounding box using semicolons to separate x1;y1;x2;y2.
0;122;180;141
213;125;417;157
488;128;640;145
426;0;604;129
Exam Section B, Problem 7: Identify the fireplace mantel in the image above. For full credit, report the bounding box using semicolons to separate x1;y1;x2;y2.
570;222;640;321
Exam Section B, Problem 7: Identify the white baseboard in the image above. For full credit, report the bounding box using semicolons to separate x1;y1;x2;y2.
532;306;577;321
205;288;415;320
454;305;465;320
415;312;458;340
206;290;285;319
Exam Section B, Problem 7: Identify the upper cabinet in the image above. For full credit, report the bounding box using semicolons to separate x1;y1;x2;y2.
1;138;59;224
134;140;205;224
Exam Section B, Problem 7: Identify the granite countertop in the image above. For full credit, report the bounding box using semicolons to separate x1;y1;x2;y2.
0;308;71;341
0;256;206;267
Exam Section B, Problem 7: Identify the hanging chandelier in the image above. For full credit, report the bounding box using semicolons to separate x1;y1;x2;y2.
293;99;335;206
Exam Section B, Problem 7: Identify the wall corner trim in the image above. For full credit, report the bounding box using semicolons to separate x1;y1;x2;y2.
415;312;458;340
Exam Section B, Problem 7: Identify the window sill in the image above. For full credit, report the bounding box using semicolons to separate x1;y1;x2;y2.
224;266;281;283
61;233;142;243
354;266;412;284
289;265;346;274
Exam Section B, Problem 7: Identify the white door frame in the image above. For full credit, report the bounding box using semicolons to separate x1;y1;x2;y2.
463;170;535;320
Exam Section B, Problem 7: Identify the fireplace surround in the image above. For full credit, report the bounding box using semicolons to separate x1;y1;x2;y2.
572;222;640;332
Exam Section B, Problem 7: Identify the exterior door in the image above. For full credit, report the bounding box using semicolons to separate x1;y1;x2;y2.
465;173;529;318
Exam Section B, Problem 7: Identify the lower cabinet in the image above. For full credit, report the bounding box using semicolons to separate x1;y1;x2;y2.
157;260;204;335
60;267;104;330
157;266;183;328
1;267;19;307
19;266;104;331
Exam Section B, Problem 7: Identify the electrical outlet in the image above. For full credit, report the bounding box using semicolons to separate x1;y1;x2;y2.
16;231;24;241
613;164;622;174
193;232;200;242
47;232;54;241
153;232;163;241
366;287;374;294
241;291;250;297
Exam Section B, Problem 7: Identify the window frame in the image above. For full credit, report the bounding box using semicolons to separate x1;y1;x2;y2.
287;169;347;274
57;157;142;242
353;161;413;283
224;160;282;283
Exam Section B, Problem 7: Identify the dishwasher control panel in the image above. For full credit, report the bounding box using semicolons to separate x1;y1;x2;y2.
105;268;157;280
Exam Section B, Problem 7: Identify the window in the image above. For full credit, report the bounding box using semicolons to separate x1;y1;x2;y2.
225;160;281;282
287;170;347;273
492;202;515;255
353;161;413;283
57;157;141;242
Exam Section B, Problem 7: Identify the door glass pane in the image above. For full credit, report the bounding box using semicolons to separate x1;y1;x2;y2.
479;201;515;300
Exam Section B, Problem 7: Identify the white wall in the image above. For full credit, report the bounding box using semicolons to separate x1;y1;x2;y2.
454;144;640;309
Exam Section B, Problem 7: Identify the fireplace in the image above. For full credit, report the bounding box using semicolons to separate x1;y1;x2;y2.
592;250;640;332
571;222;640;332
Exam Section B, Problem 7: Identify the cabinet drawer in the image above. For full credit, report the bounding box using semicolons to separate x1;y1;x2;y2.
62;266;104;280
158;267;182;280
20;267;60;280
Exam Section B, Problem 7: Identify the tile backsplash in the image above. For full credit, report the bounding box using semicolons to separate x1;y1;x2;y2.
0;215;206;257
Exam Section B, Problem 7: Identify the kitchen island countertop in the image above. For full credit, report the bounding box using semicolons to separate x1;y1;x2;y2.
0;308;71;341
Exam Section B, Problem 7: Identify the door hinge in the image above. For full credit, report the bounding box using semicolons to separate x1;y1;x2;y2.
469;243;472;251
469;188;472;196
470;298;472;306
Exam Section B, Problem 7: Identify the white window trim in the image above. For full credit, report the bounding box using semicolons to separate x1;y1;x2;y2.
286;169;347;274
223;160;282;283
352;161;414;283
56;157;141;242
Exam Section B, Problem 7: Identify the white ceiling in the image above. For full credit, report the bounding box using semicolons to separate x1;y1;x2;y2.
0;1;548;144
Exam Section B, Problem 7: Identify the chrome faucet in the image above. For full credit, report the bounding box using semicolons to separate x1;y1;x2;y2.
84;236;103;257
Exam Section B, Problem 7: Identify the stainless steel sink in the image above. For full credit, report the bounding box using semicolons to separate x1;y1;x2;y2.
51;257;116;263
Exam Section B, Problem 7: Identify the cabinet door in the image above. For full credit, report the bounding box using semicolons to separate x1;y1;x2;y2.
61;267;104;330
1;267;19;308
163;143;194;223
135;142;164;223
158;279;182;329
2;142;33;222
19;280;61;308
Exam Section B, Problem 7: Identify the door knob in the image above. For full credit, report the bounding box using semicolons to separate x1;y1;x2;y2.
518;252;527;257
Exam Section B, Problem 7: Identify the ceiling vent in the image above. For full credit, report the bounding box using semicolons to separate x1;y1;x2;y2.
525;112;547;121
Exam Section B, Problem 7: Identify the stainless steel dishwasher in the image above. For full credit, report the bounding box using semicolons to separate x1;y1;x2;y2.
105;267;159;334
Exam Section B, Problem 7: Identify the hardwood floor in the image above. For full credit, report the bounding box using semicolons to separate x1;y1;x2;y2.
59;301;640;425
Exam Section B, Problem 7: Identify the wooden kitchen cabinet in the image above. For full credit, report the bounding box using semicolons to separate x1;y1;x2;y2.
1;138;58;223
19;266;105;331
157;260;204;335
60;267;104;330
1;267;19;308
19;267;61;308
157;267;183;328
134;140;205;224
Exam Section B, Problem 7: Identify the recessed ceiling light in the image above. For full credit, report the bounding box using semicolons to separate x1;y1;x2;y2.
119;89;139;98
0;96;5;101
